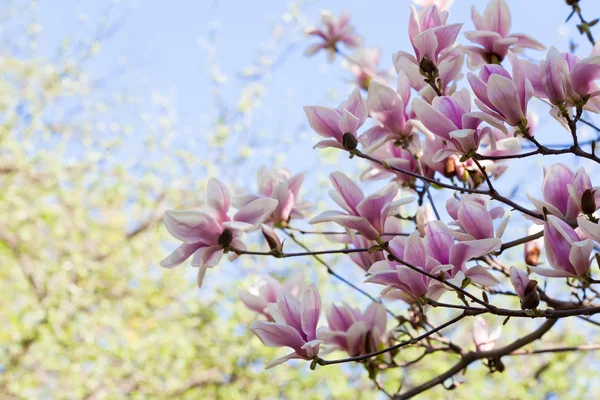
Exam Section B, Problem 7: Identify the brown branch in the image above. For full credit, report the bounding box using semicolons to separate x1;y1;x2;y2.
394;318;557;399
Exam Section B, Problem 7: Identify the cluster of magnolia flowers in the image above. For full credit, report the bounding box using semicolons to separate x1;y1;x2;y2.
159;0;600;369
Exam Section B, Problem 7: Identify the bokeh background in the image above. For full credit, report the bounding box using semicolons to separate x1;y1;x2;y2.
2;0;600;399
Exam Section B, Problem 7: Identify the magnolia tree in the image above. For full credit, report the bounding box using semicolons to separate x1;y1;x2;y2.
160;0;600;398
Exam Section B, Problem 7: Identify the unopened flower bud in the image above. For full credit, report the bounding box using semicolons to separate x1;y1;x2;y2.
261;224;283;253
581;188;597;215
444;156;457;177
521;280;540;310
342;132;358;151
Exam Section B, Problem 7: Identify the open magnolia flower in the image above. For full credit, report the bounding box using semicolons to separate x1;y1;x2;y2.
468;53;533;128
366;222;501;305
529;215;594;279
239;272;305;321
320;302;387;357
413;88;507;162
309;171;414;240
305;9;362;63
465;0;545;69
160;178;277;287
250;285;323;369
342;47;392;90
528;164;599;221
233;165;309;226
446;194;509;241
304;88;367;151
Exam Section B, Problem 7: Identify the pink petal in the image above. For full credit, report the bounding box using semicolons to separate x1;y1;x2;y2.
233;198;278;229
159;242;202;268
163;210;221;244
301;285;322;341
206;178;231;222
329;171;364;214
367;81;407;135
486;74;524;125
250;321;306;350
303;106;342;140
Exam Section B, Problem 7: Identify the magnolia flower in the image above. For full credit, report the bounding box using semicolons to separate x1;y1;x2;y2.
394;45;465;101
239;272;305;320
446;194;509;241
359;125;420;183
468;53;533;128
524;224;544;266
160;179;277;287
250;285;323;369
366;223;501;305
304;88;368;151
413;0;453;11
538;44;600;112
465;0;545;69
321;302;387;357
529;215;593;278
342;48;392;90
403;5;463;71
310;172;413;240
305;10;362;62
366;78;414;139
510;266;540;310
413;88;506;161
528;164;597;221
472;317;501;352
234;166;308;225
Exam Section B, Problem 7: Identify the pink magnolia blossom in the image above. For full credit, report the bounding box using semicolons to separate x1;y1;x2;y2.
366;78;415;140
359;125;420;184
366;222;501;305
309;172;414;240
239;272;305;320
538;44;600;111
413;0;453;11
304;88;368;151
528;164;597;220
416;204;436;236
250;285;323;369
305;10;362;63
468;53;533;128
402;5;463;71
472;317;501;352
413;88;506;161
529;215;593;279
446;194;509;241
394;45;465;101
321;302;387;357
160;178;277;287
234;166;308;225
510;266;540;310
342;48;392;90
465;0;545;69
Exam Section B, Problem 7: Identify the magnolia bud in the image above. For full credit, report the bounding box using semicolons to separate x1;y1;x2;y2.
261;224;283;253
444;156;457;177
342;132;358;151
581;188;597;215
525;247;541;266
520;280;540;310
